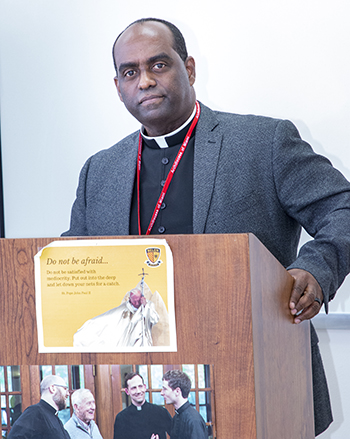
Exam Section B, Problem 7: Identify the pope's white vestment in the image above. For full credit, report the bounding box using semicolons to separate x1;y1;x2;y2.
73;298;159;348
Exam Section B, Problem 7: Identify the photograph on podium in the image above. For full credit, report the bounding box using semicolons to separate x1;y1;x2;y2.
1;363;215;439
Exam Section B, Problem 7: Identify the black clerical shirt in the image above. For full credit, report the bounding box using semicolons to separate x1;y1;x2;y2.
129;123;196;235
171;401;208;439
8;399;70;439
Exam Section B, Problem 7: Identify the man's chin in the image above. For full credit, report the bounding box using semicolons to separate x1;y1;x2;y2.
133;101;168;122
139;96;164;108
138;106;165;123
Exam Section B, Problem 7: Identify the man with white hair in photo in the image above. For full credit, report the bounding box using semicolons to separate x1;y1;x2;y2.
64;389;103;439
8;374;70;439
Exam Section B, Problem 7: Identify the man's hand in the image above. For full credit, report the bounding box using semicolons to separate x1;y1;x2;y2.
151;435;159;439
288;268;324;324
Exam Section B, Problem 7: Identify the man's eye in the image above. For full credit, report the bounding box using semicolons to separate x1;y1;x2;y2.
125;70;136;77
154;63;165;70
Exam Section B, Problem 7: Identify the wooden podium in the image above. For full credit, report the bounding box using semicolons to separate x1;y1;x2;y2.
0;233;314;438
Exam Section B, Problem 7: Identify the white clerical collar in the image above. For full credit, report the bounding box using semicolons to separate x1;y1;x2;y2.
141;106;197;148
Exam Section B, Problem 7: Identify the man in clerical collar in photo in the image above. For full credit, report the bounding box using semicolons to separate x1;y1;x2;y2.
161;370;207;439
113;372;171;439
8;375;70;439
64;388;103;439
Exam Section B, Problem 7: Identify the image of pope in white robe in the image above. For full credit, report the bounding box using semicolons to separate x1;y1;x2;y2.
73;282;169;349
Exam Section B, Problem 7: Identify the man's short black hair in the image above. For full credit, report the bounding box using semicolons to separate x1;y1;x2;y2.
124;372;144;389
163;369;191;398
112;18;188;75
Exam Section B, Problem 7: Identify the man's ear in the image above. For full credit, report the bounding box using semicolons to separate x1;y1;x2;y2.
175;387;182;397
184;56;196;86
114;77;124;102
124;387;130;396
49;384;56;395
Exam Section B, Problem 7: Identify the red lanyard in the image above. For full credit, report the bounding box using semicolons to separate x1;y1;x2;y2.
137;101;201;235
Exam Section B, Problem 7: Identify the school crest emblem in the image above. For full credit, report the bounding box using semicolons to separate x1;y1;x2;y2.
145;247;162;267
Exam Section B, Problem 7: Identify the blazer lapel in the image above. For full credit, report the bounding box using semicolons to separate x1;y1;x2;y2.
193;103;222;234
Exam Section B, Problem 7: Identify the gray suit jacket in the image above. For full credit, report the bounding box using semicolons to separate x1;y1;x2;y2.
63;103;350;435
63;103;350;305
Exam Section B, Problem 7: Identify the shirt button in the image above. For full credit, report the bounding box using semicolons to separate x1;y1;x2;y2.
161;202;166;210
158;226;166;234
160;179;166;187
162;157;169;165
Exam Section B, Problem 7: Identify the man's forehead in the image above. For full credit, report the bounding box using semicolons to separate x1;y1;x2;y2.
114;22;174;63
128;375;143;387
56;377;67;386
118;21;172;45
130;288;141;296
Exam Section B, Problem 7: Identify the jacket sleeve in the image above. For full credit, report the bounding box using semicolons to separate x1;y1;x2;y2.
272;119;350;311
61;157;92;236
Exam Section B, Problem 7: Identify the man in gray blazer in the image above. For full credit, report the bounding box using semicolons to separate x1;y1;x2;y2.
63;18;350;436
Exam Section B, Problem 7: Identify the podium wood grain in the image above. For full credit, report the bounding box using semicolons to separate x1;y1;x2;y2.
0;234;314;438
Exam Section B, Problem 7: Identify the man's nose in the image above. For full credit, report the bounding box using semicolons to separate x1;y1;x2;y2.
139;70;156;89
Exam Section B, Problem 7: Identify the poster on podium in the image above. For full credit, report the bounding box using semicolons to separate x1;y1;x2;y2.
34;238;176;353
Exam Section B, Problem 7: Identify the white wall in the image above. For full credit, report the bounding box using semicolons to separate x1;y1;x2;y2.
1;1;349;437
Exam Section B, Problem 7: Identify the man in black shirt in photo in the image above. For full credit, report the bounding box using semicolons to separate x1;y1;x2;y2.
8;374;70;439
113;372;171;439
161;370;207;439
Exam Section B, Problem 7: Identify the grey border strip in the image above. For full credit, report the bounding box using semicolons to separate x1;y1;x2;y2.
313;313;350;330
